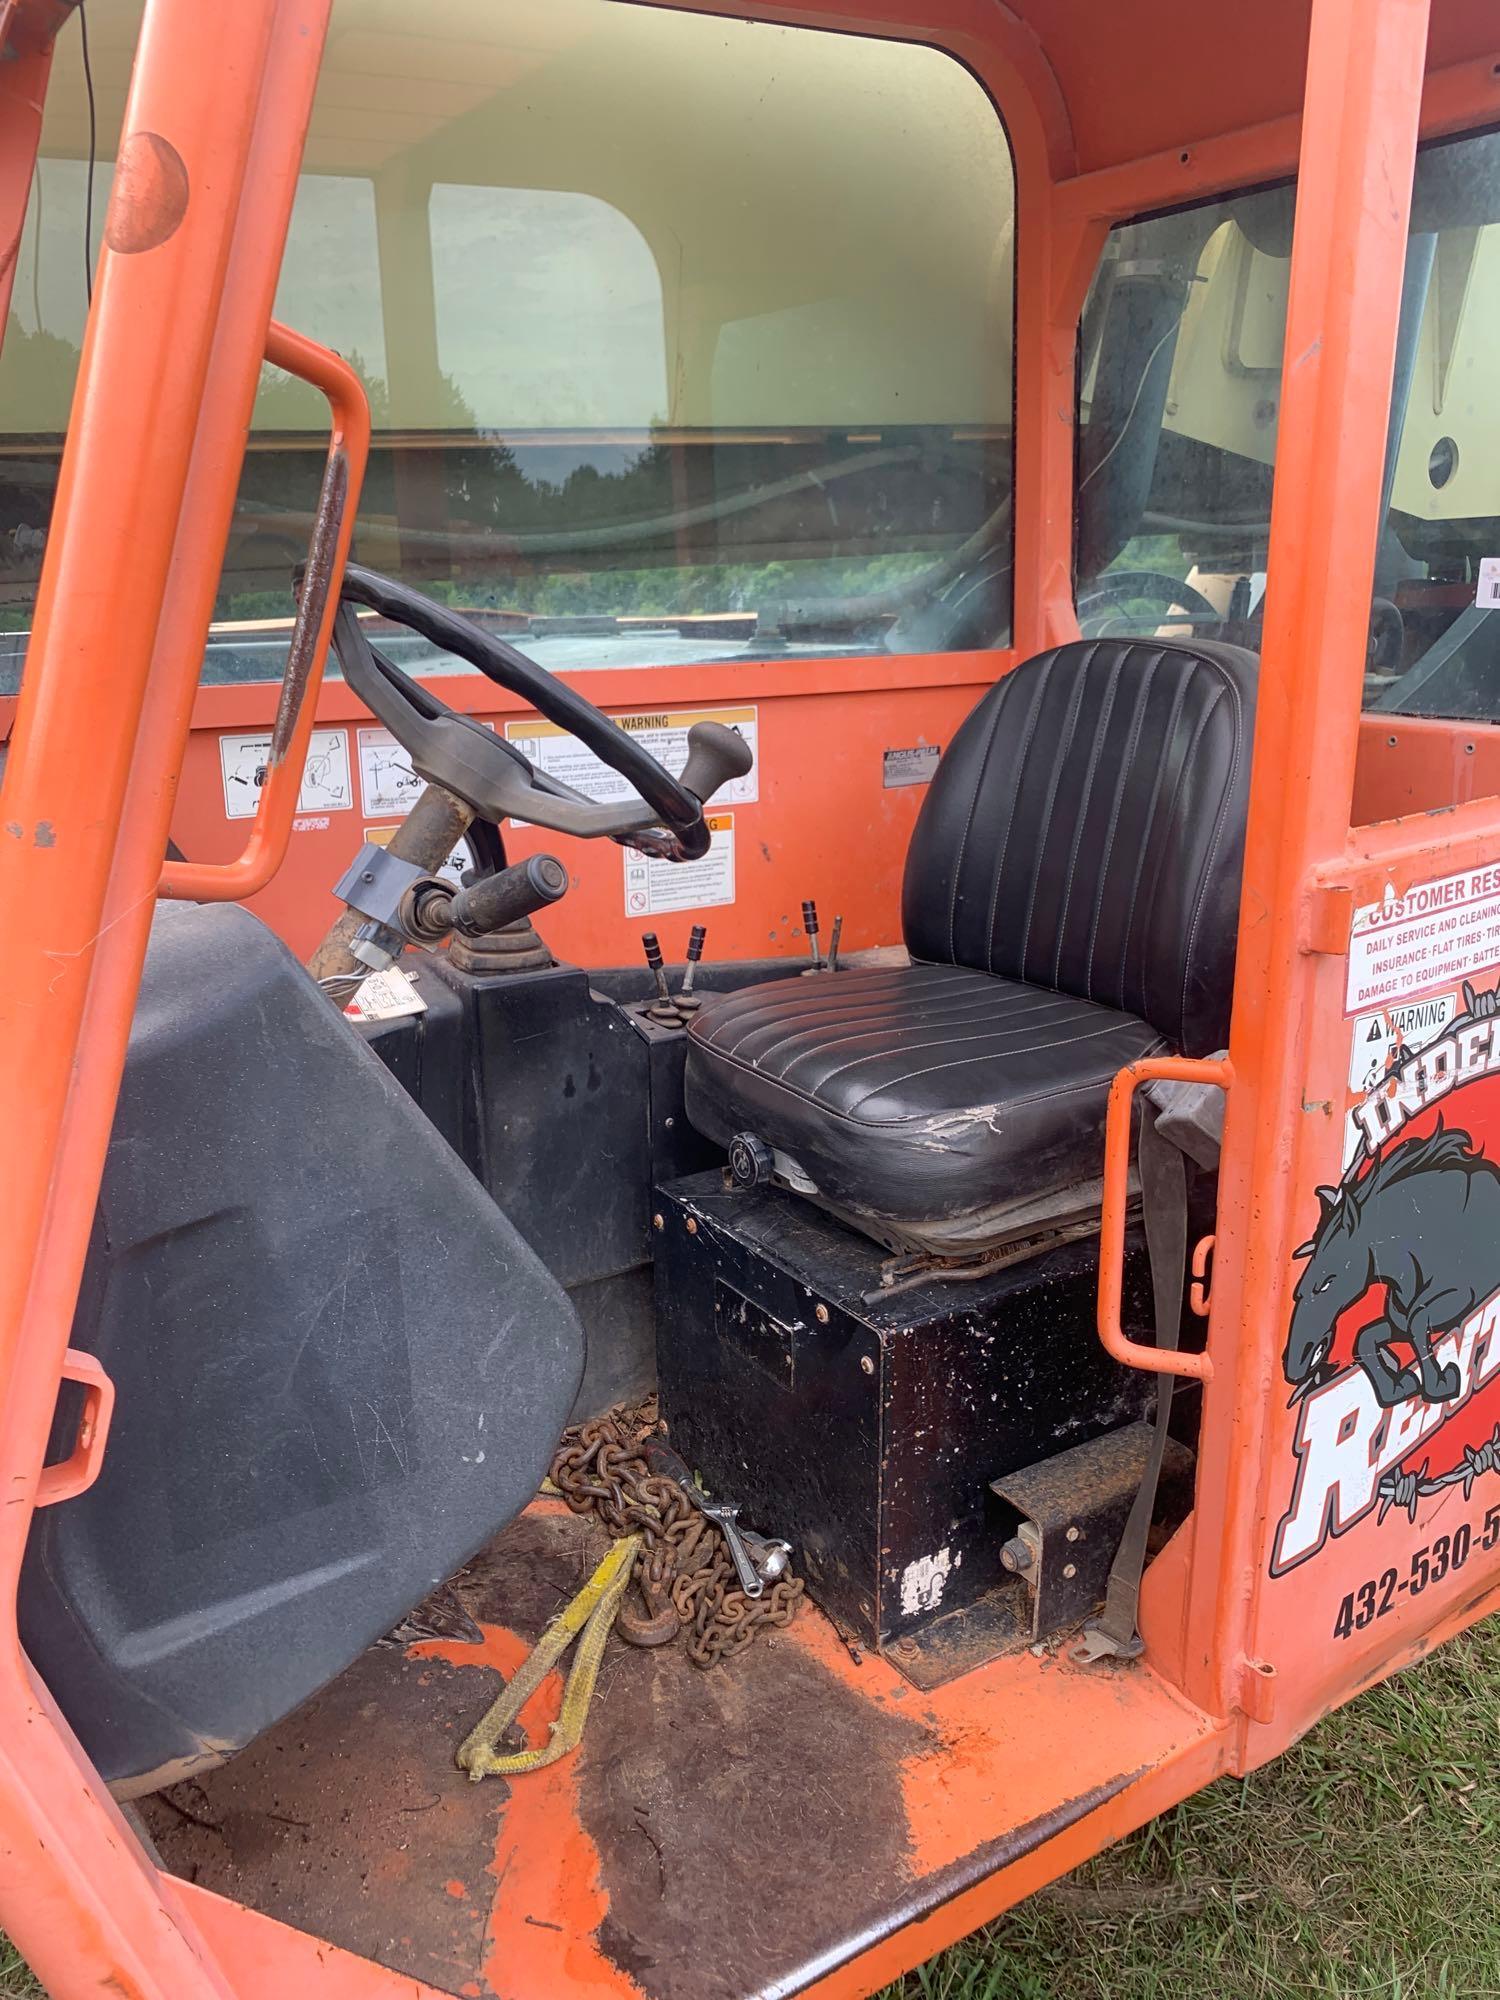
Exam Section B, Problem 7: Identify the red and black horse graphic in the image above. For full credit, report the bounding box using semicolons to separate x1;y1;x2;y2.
1283;1122;1500;1411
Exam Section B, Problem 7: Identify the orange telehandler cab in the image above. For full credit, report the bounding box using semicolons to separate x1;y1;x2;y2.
4;0;1500;1994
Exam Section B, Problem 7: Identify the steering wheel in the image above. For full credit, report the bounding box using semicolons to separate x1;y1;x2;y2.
1077;570;1225;638
332;565;753;861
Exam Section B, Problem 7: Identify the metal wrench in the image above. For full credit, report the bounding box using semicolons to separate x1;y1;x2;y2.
643;1439;789;1599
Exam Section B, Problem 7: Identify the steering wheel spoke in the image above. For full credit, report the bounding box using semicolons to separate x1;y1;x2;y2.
330;569;753;857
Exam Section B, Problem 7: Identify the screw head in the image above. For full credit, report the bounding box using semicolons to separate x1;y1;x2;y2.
814;1304;830;1324
685;1217;698;1235
1065;1525;1080;1543
1062;1562;1077;1580
860;1354;874;1375
652;1213;664;1232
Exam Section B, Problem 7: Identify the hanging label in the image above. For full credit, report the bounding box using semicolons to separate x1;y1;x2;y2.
219;727;352;819
506;706;758;816
344;965;428;1022
1475;556;1500;607
623;812;735;916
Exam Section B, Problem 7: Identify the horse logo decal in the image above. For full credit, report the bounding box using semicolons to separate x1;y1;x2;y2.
1272;979;1500;1575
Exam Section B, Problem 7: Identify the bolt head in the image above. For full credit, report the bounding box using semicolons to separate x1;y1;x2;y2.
815;1304;830;1324
860;1354;874;1375
652;1213;664;1232
1062;1562;1077;1580
1065;1525;1081;1543
685;1217;698;1235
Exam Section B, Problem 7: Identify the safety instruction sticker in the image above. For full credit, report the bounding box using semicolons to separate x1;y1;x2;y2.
364;823;471;889
1476;556;1500;608
624;812;734;917
219;727;352;819
506;706;758;816
357;722;494;818
357;727;426;818
1346;862;1500;1014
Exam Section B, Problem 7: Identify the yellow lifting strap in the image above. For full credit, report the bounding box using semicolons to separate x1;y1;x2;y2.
456;1532;641;1781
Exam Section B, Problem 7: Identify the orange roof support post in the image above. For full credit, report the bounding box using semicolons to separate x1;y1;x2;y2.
1172;0;1433;1729
0;2;336;1996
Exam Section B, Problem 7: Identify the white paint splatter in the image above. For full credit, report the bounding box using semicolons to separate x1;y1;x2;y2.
899;1547;954;1616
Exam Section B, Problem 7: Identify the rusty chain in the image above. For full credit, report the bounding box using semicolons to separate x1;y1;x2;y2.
548;1405;803;1668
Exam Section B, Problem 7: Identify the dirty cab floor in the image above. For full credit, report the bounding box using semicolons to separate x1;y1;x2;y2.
143;1501;1225;2000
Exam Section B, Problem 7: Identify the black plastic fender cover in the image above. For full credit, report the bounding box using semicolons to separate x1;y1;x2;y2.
20;902;583;1795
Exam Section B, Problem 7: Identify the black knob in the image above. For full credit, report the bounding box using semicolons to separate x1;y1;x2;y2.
801;899;820;938
728;1131;775;1189
686;924;707;964
642;932;664;970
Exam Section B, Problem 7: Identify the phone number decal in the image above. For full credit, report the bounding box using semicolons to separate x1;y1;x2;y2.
1331;1506;1500;1639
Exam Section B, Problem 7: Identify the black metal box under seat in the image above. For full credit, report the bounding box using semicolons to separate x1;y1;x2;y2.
653;1170;1163;1672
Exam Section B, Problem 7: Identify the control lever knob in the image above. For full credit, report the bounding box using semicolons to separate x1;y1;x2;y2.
446;853;568;939
677;923;709;1018
801;899;823;972
728;1131;774;1189
640;930;679;1025
677;721;753;804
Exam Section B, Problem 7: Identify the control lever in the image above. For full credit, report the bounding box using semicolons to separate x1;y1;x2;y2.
676;924;708;1018
408;853;569;943
801;899;822;973
827;914;843;973
641;1439;791;1597
640;932;681;1025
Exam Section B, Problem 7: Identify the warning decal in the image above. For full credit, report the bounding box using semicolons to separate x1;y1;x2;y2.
219;727;352;819
1346;863;1500;1014
507;706;758;817
624;812;734;917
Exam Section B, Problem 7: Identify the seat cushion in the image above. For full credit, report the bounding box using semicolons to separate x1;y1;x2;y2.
685;964;1165;1251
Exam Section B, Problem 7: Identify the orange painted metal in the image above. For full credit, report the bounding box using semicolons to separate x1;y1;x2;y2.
32;1348;114;1509
1353;712;1500;824
1168;0;1435;1726
0;3;337;1997
157;321;369;903
0;0;1498;1997
1097;1055;1232;1382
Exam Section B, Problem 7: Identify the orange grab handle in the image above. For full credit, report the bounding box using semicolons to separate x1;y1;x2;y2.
34;1350;116;1509
1097;1053;1233;1383
158;320;371;901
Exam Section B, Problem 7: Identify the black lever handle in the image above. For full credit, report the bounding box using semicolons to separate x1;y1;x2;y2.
802;899;822;970
678;923;709;1016
678;722;753;803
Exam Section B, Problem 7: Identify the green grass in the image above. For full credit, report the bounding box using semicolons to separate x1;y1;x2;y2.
884;1618;1500;2000
6;1622;1498;1998
0;1937;37;2000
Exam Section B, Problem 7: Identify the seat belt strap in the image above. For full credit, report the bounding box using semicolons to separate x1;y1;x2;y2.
1073;1107;1188;1664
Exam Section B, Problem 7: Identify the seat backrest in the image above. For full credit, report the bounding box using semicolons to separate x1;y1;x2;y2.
902;637;1256;1054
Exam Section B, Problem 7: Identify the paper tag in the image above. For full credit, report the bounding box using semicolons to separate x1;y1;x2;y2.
344;966;428;1022
1476;557;1500;608
623;812;735;916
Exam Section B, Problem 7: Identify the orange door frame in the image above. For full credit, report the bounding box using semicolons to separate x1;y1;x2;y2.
2;1;1499;1996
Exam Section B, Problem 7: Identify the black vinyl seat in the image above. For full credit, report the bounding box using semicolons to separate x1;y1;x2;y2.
685;637;1256;1253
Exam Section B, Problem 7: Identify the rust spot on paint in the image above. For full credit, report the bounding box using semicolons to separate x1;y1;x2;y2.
103;132;189;255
